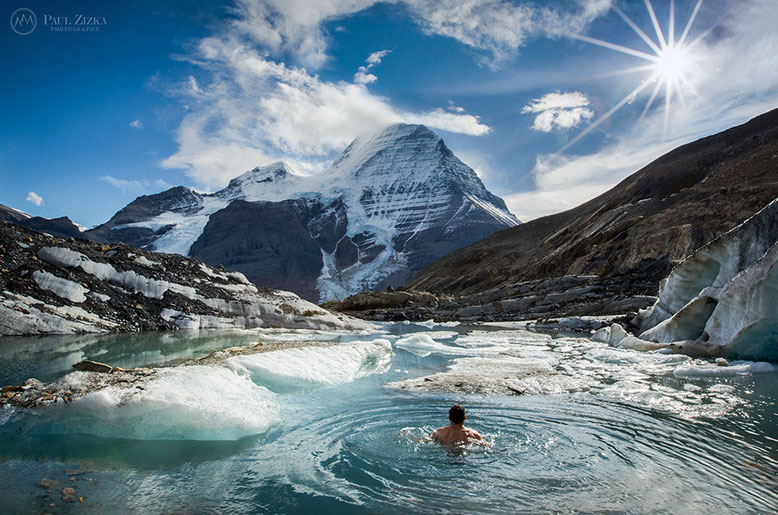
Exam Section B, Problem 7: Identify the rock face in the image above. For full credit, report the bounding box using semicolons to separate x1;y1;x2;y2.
636;198;778;360
408;109;778;304
0;204;88;240
0;222;371;336
87;124;518;301
17;216;86;240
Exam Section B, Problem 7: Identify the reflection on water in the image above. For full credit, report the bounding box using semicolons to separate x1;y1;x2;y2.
0;323;776;513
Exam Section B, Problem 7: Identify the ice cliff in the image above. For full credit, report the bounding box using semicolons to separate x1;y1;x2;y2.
636;198;778;359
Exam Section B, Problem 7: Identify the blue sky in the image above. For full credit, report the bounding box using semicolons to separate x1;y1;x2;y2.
2;0;777;226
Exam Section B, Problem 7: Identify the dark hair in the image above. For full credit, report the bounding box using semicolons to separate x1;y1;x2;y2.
448;404;466;424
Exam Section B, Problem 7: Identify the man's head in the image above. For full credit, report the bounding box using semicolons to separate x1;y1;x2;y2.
448;404;466;425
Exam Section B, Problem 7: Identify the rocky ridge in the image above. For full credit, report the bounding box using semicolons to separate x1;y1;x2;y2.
0;222;371;336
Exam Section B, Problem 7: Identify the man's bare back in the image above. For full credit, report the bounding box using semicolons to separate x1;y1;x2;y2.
432;424;482;444
431;404;483;444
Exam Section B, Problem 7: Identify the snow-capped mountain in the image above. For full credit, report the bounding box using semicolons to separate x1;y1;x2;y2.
88;124;519;301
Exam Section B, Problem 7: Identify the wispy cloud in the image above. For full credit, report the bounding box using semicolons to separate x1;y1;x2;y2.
228;0;611;70
354;49;390;84
25;191;44;207
522;91;594;132
405;0;611;67
129;119;143;129
101;175;172;194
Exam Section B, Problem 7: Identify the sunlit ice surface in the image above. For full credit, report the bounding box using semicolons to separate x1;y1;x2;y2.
562;0;709;152
0;323;777;512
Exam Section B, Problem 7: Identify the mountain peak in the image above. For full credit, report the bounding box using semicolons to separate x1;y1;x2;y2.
219;161;305;201
229;161;300;186
323;123;454;182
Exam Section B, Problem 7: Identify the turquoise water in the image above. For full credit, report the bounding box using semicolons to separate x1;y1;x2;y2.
1;324;777;513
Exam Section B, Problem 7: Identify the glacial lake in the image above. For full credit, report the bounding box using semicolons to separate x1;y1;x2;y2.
0;322;777;513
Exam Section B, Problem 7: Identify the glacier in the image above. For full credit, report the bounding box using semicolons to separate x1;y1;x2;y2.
636;198;778;360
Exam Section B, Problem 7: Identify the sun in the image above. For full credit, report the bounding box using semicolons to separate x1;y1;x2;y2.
559;0;711;152
655;44;691;83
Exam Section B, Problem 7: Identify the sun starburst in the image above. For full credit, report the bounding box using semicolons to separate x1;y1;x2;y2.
560;0;711;152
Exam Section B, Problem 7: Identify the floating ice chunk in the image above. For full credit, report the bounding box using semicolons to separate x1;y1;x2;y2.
592;323;631;346
225;340;393;392
614;335;669;352
673;360;775;378
394;334;463;357
33;270;88;303
592;326;611;343
608;324;629;345
456;329;552;349
388;354;587;395
59;366;280;440
416;319;435;328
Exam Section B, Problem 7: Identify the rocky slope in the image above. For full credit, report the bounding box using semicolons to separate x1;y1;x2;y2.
0;204;30;224
407;108;778;307
87;124;518;302
0;222;371;336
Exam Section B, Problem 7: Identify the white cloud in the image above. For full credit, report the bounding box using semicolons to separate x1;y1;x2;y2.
163;34;489;189
101;175;172;194
407;108;490;136
522;91;594;132
447;101;466;113
507;0;778;221
25;191;44;207
365;49;390;65
354;49;390;84
230;0;376;69
129;119;143;129
227;0;611;69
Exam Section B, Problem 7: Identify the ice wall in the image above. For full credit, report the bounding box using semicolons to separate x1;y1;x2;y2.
636;198;778;359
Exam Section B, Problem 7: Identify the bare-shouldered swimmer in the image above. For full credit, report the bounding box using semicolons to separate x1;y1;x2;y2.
431;405;483;444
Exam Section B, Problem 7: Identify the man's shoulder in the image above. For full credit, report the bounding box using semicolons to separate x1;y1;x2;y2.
466;428;483;440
